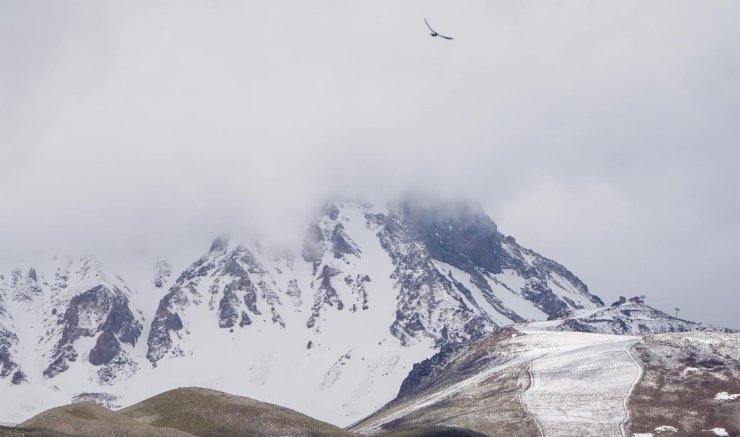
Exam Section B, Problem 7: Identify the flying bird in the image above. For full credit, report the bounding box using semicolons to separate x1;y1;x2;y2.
424;18;453;40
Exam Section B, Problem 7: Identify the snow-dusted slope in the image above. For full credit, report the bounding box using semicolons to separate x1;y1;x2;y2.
351;329;641;436
520;332;640;437
521;303;730;335
0;199;605;425
353;328;740;437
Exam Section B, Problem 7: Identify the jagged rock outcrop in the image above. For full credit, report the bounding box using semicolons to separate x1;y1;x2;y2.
146;199;606;363
147;242;289;363
0;279;23;384
0;326;22;384
366;199;603;346
7;267;43;302
0;258;144;387
45;284;142;377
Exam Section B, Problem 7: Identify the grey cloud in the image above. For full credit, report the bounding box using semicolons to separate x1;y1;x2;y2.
1;1;738;328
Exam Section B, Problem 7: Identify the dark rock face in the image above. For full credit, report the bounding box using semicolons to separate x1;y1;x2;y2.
401;199;504;274
524;287;570;317
44;345;77;378
0;328;21;380
11;369;26;385
147;297;185;363
330;223;360;259
89;331;122;366
307;266;344;329
218;286;241;328
0;288;21;383
397;342;465;399
44;285;142;378
209;236;229;252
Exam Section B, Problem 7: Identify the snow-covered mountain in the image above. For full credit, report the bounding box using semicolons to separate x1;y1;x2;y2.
0;198;717;427
145;200;602;367
0;258;146;385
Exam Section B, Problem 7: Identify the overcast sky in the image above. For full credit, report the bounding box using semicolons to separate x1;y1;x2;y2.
1;1;738;328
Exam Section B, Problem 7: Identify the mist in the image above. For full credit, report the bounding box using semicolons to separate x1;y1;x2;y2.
1;1;739;328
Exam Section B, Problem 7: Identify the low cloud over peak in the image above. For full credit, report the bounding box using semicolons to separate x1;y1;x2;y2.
1;1;738;328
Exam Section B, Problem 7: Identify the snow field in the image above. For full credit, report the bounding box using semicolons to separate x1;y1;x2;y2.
520;331;641;437
354;330;644;437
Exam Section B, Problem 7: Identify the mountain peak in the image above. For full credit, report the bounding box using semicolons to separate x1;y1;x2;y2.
209;235;229;252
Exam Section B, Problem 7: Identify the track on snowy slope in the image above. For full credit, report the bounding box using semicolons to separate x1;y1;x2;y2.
351;330;642;436
519;331;641;437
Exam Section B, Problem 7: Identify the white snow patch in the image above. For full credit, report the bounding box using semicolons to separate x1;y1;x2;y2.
432;261;513;326
521;331;641;437
715;391;740;401
485;270;550;321
709;428;729;436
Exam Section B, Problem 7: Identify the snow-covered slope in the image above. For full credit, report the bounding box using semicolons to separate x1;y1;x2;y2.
520;332;640;437
0;258;147;422
0;199;611;425
521;303;731;335
352;329;740;437
351;329;641;436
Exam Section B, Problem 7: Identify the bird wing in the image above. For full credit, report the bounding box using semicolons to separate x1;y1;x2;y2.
424;18;436;33
438;34;454;40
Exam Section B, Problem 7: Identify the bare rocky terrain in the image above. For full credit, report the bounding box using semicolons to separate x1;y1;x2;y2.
626;332;740;436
